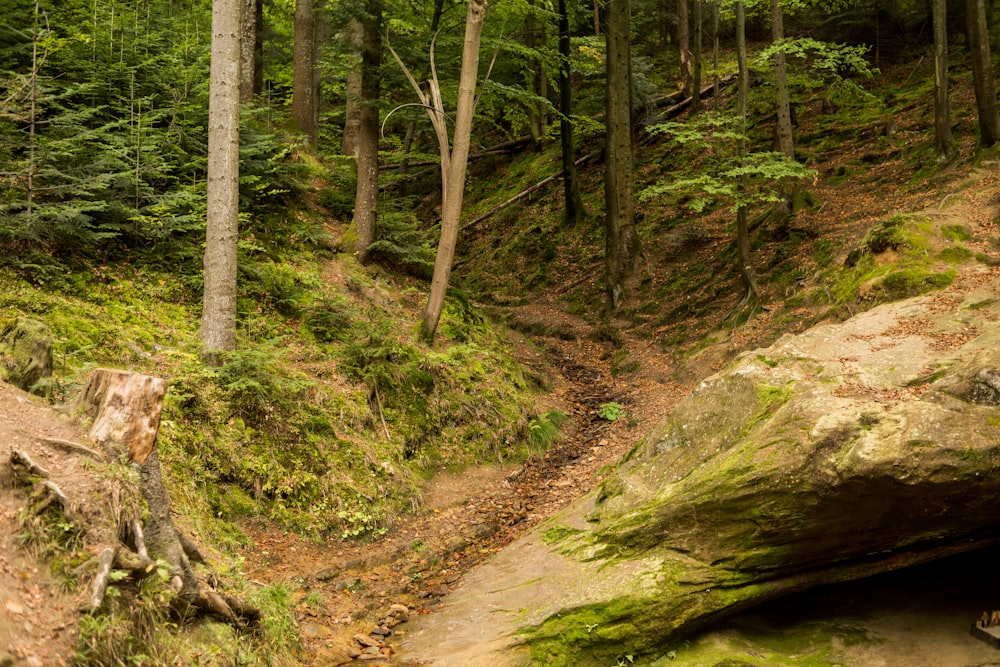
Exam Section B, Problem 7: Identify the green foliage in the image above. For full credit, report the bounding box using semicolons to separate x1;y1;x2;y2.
367;210;436;279
598;402;623;422
528;409;569;452
642;113;815;214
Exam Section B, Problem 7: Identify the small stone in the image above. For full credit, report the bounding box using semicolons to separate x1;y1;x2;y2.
300;623;333;640
313;568;340;582
371;625;391;637
388;603;409;617
353;633;381;648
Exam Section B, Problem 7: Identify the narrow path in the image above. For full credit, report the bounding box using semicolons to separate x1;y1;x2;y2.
236;302;688;665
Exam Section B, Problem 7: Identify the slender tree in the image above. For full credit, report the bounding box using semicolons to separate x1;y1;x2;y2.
734;0;758;306
932;0;955;160
239;0;257;102
771;0;793;158
677;0;692;96
558;0;586;224
353;0;381;263
967;0;1000;147
692;0;702;112
391;0;489;342
604;0;639;310
292;0;318;146
202;0;242;364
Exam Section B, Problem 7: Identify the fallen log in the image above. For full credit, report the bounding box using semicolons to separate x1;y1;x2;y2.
461;148;602;232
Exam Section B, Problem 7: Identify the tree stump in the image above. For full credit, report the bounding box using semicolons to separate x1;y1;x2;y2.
73;369;258;624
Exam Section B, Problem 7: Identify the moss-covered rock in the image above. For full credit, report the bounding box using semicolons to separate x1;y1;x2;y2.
400;284;1000;666
0;317;53;394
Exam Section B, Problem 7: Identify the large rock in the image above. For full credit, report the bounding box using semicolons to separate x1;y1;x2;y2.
0;318;53;394
399;279;1000;666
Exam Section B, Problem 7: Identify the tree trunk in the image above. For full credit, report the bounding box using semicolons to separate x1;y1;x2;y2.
292;0;317;146
604;0;639;310
771;0;793;158
932;0;956;160
419;0;489;342
712;0;720;111
525;7;544;152
735;0;758;305
239;0;257;103
353;0;381;263
691;0;702;113
677;0;692;96
342;16;363;157
967;0;1000;147
558;0;586;225
202;0;241;365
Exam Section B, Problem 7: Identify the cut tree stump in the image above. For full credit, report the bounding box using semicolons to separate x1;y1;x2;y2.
70;368;259;625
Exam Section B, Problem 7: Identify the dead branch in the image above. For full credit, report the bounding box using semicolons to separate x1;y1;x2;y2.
461;149;602;232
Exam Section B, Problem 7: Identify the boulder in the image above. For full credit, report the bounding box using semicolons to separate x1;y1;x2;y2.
400;282;1000;666
0;318;53;394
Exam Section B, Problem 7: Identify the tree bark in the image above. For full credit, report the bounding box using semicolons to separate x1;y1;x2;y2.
967;0;1000;147
202;0;241;364
932;0;956;159
558;0;586;225
712;0;720;111
771;0;793;158
342;16;363;157
735;0;758;305
239;0;257;103
353;0;381;263
604;0;639;310
691;0;702;114
419;0;489;342
677;0;692;96
292;0;317;146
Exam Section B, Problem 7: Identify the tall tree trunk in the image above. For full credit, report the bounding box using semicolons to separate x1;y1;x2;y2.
292;0;317;146
253;0;264;96
712;0;720;111
967;0;1000;147
202;0;241;364
353;0;381;263
239;0;257;102
932;0;956;160
604;0;639;310
525;7;544;152
677;0;692;96
420;0;489;342
771;0;793;158
558;0;586;225
342;16;363;156
692;0;702;113
735;0;758;304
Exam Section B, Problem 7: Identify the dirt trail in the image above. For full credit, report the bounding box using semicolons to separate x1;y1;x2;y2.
236;300;688;665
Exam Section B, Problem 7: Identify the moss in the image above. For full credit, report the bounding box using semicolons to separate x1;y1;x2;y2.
939;245;973;264
541;524;583;546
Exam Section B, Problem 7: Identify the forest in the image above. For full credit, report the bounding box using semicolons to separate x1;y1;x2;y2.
2;0;1000;663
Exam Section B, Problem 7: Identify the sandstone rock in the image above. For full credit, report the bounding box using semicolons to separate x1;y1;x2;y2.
399;287;1000;666
0;318;53;394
